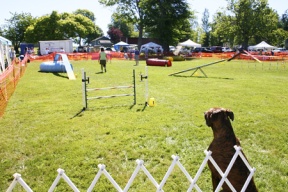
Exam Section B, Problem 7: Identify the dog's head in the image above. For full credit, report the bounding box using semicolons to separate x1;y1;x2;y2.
204;107;234;127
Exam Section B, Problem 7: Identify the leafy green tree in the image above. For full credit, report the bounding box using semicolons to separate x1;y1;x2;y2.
269;28;288;47
179;18;196;42
226;0;278;49
3;12;35;54
0;27;3;36
142;0;192;51
72;9;103;45
25;11;100;45
73;9;95;22
99;0;146;48
210;12;236;47
108;13;135;38
280;9;288;30
85;25;103;45
201;8;210;46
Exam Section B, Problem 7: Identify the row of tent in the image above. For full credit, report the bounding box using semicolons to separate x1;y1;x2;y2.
114;39;278;52
174;40;277;50
113;39;201;52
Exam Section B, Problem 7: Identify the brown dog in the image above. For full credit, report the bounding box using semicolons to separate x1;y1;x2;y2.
204;107;258;192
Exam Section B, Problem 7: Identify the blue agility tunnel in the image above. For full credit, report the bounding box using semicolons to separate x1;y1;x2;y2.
40;54;73;73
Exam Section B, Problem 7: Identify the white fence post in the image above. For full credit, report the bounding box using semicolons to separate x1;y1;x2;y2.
48;168;80;192
6;173;33;192
7;146;257;191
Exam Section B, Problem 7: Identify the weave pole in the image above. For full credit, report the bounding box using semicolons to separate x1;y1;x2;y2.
82;69;136;109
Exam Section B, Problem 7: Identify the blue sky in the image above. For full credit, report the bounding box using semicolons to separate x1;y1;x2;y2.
0;0;286;34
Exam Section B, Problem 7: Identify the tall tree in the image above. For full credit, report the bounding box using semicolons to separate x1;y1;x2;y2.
210;12;236;47
142;0;192;51
3;12;35;54
73;9;95;22
108;13;135;38
25;11;100;45
99;0;145;48
73;9;103;45
0;27;3;36
269;28;288;47
280;9;288;31
226;0;278;49
201;8;210;46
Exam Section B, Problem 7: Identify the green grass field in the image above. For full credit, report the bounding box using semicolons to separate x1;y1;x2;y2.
0;58;287;191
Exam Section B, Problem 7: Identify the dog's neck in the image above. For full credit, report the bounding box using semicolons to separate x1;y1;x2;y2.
211;119;236;140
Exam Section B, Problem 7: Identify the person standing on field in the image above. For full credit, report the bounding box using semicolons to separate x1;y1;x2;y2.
9;48;16;62
134;48;140;66
98;48;107;73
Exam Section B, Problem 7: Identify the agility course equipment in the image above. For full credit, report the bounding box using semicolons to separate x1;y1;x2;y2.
243;50;262;63
40;54;76;80
82;69;136;109
140;66;149;106
146;58;172;67
169;59;226;77
6;146;256;191
169;52;242;77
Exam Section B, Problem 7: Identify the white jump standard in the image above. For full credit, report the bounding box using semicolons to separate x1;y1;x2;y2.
82;69;136;109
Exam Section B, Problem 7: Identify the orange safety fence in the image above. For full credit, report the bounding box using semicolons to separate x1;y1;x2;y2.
1;51;287;117
27;51;288;62
26;51;127;62
0;55;29;117
191;52;287;62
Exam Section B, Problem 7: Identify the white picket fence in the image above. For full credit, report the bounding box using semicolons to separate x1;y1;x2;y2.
6;146;256;192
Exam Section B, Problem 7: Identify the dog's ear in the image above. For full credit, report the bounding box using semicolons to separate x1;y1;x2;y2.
226;109;234;121
204;111;212;127
204;109;219;127
205;108;234;126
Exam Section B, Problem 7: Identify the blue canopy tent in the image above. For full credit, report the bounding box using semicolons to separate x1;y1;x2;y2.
114;41;129;52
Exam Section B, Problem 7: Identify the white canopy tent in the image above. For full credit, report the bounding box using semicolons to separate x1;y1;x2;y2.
250;41;276;50
178;39;201;47
0;36;12;73
140;42;163;53
0;36;12;46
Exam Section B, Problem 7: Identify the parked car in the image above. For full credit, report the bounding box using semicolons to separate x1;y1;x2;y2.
193;47;212;53
169;46;176;52
179;47;192;55
222;47;233;52
105;47;116;52
273;48;287;52
210;46;223;53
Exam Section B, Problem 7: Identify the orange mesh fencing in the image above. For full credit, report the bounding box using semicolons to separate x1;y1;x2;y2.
0;56;29;117
1;51;286;117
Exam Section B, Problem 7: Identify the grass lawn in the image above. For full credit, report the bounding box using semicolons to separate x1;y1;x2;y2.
0;57;287;191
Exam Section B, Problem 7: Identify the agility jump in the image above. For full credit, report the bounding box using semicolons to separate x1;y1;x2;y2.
82;69;136;109
169;52;241;77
